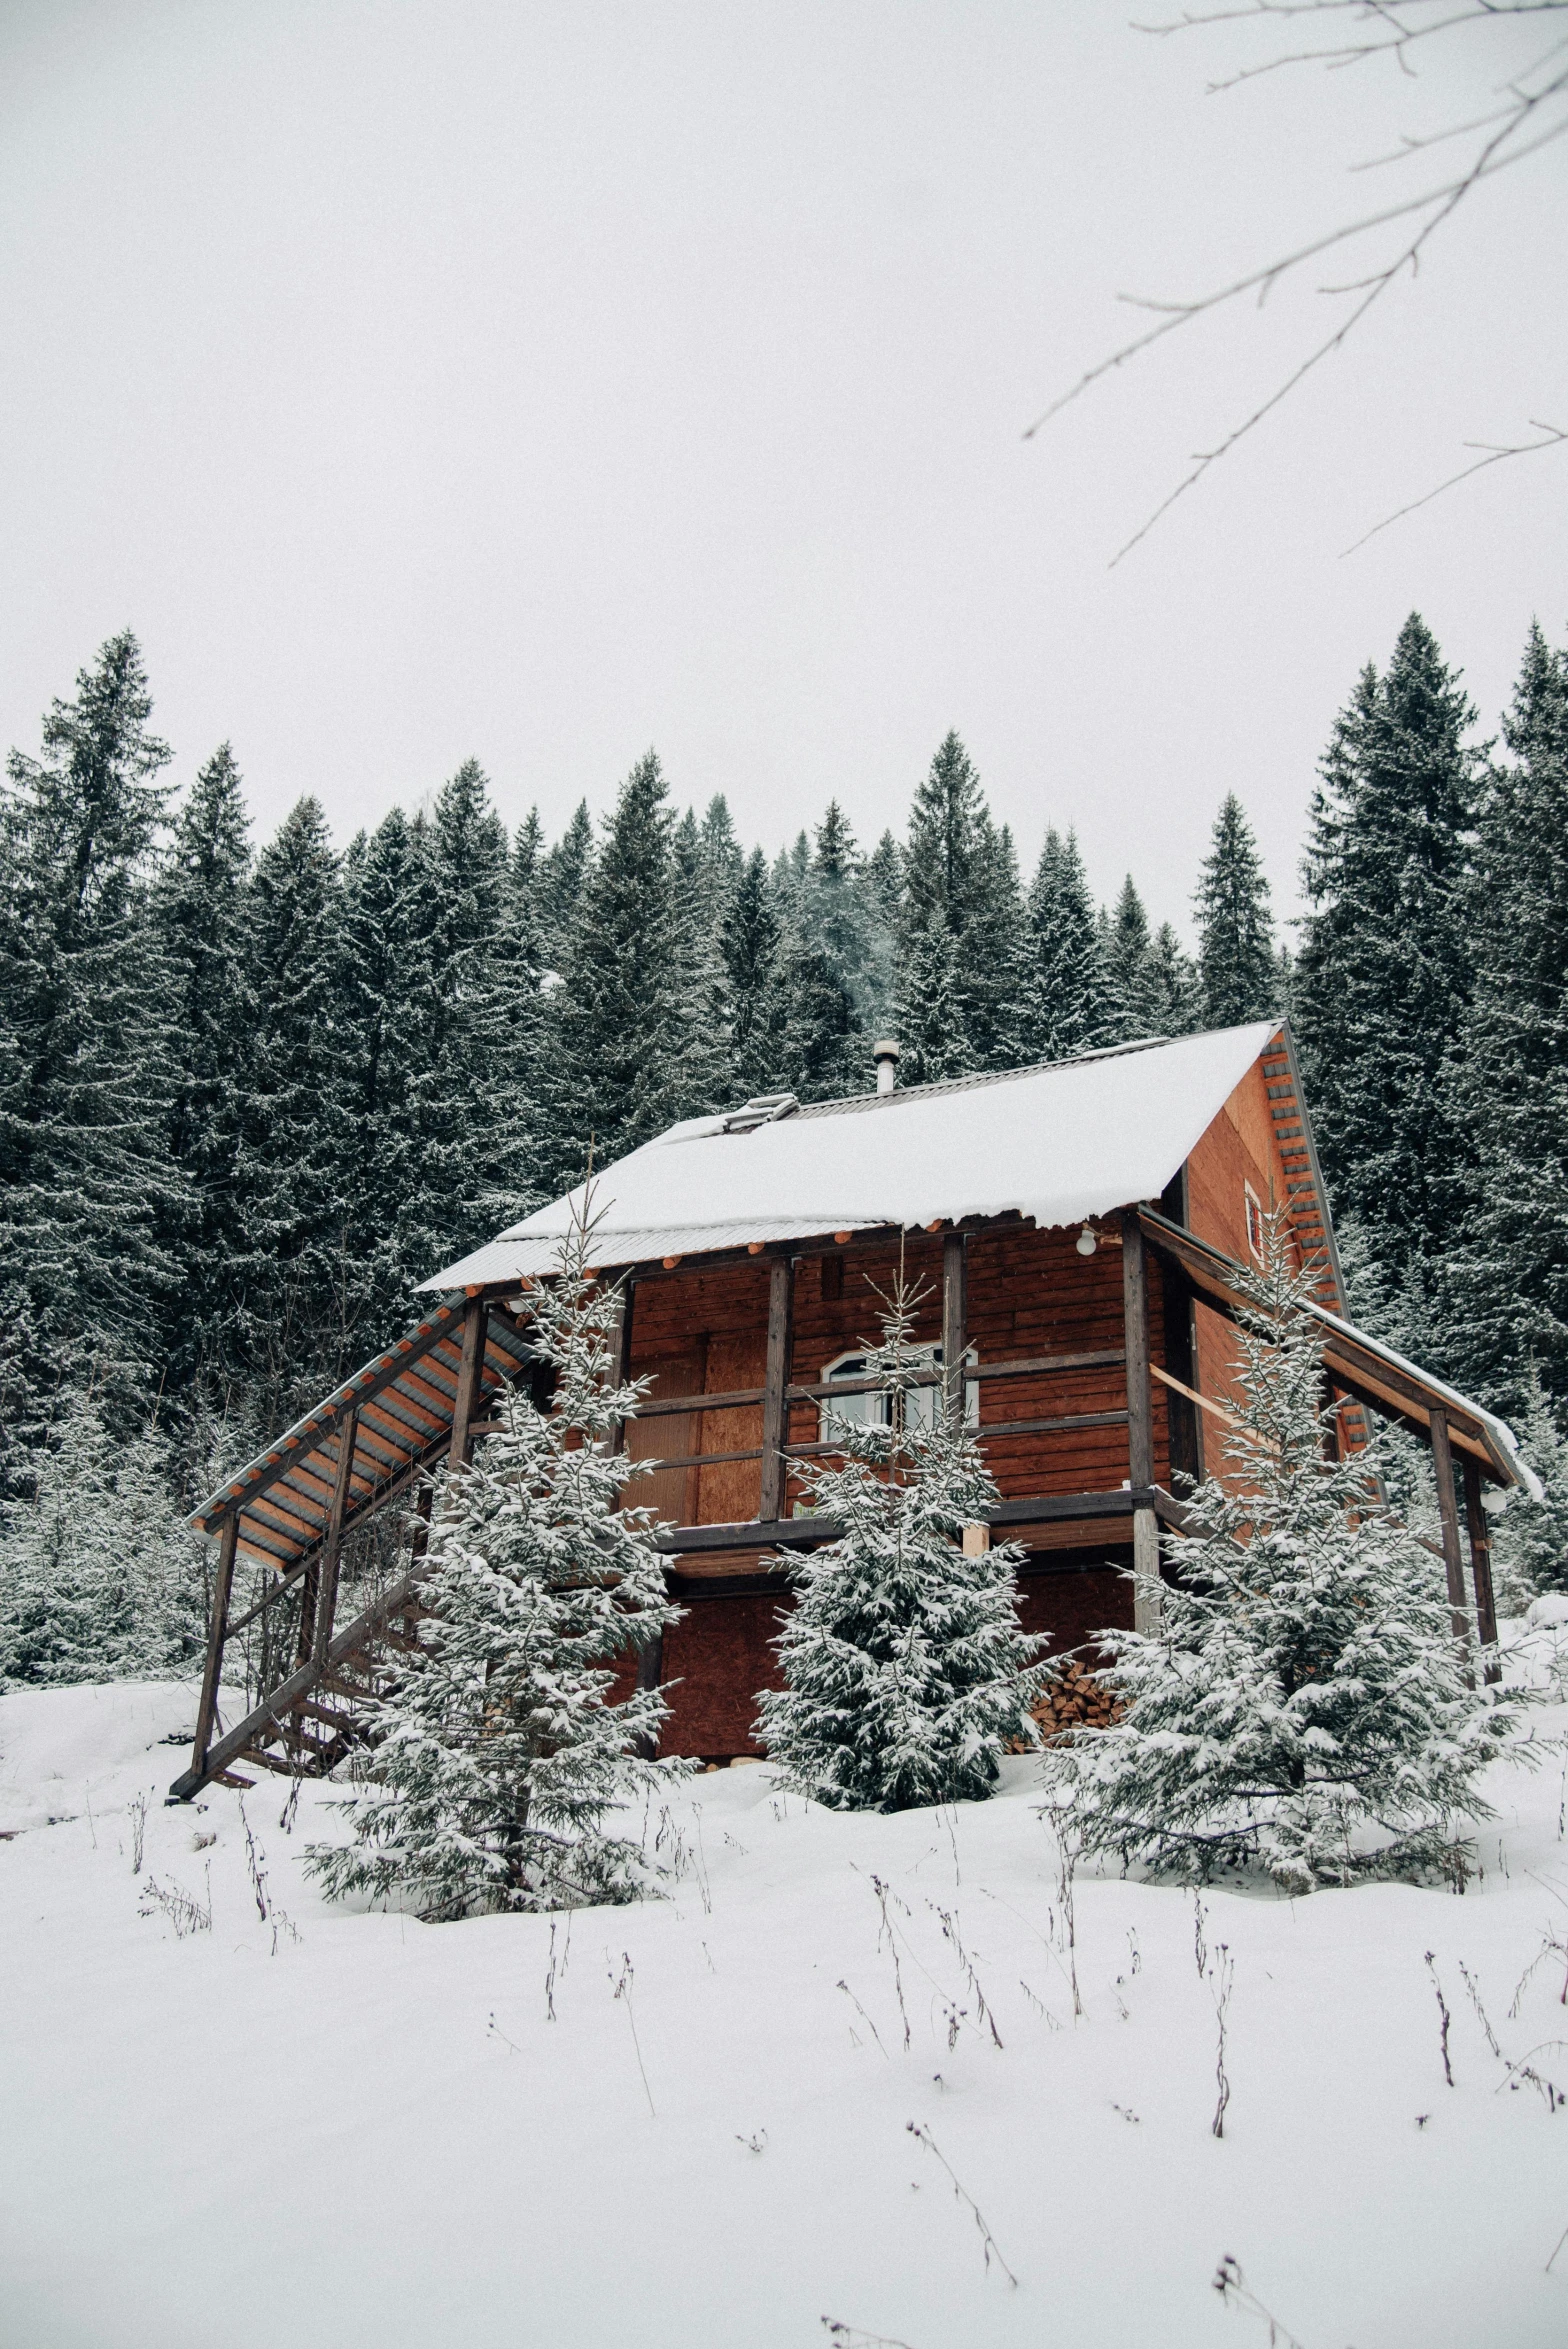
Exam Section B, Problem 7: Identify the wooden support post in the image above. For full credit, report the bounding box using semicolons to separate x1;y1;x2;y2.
449;1298;488;1470
609;1278;636;1458
1462;1455;1501;1684
188;1512;239;1786
942;1231;968;1427
311;1405;358;1666
1120;1208;1161;1634
759;1254;795;1524
1428;1409;1475;1684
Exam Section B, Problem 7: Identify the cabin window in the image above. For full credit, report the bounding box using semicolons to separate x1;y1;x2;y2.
819;1346;979;1438
1244;1182;1265;1263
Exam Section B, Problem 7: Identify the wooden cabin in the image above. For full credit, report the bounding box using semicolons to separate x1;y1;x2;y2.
172;1022;1531;1797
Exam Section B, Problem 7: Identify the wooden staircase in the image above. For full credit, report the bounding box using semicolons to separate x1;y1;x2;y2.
171;1574;430;1800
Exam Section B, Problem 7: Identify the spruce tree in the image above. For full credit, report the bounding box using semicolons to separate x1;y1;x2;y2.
239;796;351;1406
1441;622;1568;1408
758;1281;1046;1810
775;928;863;1102
893;731;998;1083
1021;828;1102;1061
537;799;593;972
1041;1218;1522;1890
1195;794;1277;1027
542;752;726;1183
722;849;788;1096
1146;921;1200;1036
802;801;879;1030
306;1215;679;1919
155;742;255;1385
965;815;1027;1070
338;804;438;1324
1295;615;1481;1303
697;793;744;922
0;630;185;1492
1101;877;1164;1042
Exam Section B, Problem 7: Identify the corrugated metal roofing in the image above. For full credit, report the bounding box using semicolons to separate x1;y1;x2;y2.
420;1023;1281;1291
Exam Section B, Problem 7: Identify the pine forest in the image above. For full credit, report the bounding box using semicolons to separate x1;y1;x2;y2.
4;610;1568;1679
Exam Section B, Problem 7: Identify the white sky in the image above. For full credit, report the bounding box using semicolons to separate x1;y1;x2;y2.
1;1;1563;935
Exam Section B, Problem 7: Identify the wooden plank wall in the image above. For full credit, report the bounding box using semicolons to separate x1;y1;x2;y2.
626;1222;1166;1534
1185;1047;1298;1456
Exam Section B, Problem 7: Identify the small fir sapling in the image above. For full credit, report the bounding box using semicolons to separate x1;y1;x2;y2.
1039;1213;1527;1892
758;1276;1047;1811
306;1205;681;1921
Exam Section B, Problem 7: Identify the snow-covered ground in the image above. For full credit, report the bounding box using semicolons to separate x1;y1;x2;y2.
5;1663;1568;2349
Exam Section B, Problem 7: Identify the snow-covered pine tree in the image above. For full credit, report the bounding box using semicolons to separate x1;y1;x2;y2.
722;848;787;1097
965;813;1028;1071
536;798;593;974
1020;827;1102;1062
1295;615;1480;1317
1040;1216;1523;1890
697;794;744;924
1145;921;1200;1038
0;630;187;1496
802;801;884;1032
397;760;529;1297
758;1279;1047;1810
1194;792;1277;1027
1101;876;1164;1042
541;752;729;1187
1441;622;1568;1410
155;741;255;1387
306;1210;680;1919
893;732;992;1083
337;804;439;1331
775;925;863;1101
0;1389;206;1687
239;795;352;1409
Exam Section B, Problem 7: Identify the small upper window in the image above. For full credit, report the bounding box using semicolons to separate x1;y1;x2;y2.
1244;1182;1265;1263
820;1346;979;1437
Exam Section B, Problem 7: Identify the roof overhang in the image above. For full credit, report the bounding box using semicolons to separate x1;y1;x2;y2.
1137;1207;1534;1492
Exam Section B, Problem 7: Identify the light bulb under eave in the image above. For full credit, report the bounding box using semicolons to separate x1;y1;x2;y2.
1076;1225;1098;1258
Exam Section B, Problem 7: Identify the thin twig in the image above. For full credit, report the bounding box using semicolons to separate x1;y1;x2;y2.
1027;0;1568;561
1342;421;1567;551
906;2122;1019;2286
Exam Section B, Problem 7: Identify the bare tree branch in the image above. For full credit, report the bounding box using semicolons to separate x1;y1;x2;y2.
1340;419;1567;551
1030;1;1568;561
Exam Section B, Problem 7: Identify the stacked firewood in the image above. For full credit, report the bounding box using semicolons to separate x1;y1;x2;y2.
1030;1658;1123;1743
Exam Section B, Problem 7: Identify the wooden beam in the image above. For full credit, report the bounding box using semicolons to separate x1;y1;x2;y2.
1428;1409;1475;1683
942;1231;968;1426
758;1254;795;1523
1121;1208;1161;1633
187;1513;239;1785
310;1405;358;1666
652;1486;1158;1558
629;1347;1130;1420
192;1304;462;1531
169;1564;424;1800
448;1299;488;1470
1462;1455;1502;1684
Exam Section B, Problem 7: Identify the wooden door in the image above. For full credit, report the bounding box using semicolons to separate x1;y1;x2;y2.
624;1348;706;1527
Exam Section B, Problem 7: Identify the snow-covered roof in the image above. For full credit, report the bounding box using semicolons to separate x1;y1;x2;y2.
421;1023;1281;1291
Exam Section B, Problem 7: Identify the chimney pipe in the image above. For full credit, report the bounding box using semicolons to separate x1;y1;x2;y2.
873;1039;900;1096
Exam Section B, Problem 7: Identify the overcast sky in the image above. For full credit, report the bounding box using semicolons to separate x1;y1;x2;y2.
1;1;1563;934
